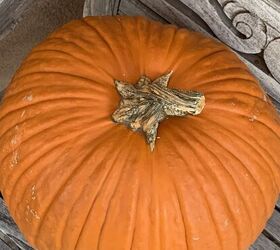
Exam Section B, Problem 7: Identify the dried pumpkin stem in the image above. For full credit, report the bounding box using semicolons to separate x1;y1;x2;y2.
112;71;205;151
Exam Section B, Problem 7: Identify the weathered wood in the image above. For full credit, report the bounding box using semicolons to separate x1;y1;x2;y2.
265;210;280;245
249;233;280;250
0;0;33;41
0;199;32;250
119;0;167;23
83;0;120;16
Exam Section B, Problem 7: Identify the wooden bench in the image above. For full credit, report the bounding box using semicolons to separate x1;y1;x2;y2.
0;0;280;249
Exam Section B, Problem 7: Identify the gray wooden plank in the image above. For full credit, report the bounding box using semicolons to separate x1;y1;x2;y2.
0;238;14;250
119;0;168;23
0;199;32;250
265;210;280;244
276;199;280;210
83;0;120;16
250;233;280;250
0;0;33;41
138;0;214;36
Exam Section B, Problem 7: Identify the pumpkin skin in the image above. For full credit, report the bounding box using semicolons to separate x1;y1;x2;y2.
0;16;280;250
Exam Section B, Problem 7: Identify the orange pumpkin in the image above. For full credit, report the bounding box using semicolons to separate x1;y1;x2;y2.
0;16;279;250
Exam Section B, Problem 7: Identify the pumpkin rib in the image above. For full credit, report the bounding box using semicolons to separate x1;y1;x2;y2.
187;49;229;72
33;38;99;65
0;103;102;142
164;132;223;250
6;116;112;207
195;116;278;233
66;130;131;249
194;78;259;91
185;122;255;240
205;91;263;100
58;131;132;250
205;107;280;142
3;86;107;106
0;108;97;174
127;184;140;250
32;127;124;248
82;19;126;75
186;123;269;228
202;115;280;191
0;97;99;124
43;36;116;80
8;73;112;101
170;180;189;250
114;17;142;76
157;146;199;250
171;127;244;249
95;135;134;250
195;67;254;81
26;49;98;74
12;71;99;89
177;126;250;249
159;25;177;65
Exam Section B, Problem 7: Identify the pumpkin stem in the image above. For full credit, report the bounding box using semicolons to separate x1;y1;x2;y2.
112;71;205;151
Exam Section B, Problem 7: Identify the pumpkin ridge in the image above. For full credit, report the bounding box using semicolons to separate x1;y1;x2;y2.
188;126;256;242
82;19;126;74
0;106;97;157
157;147;194;250
33;127;125;248
194;77;258;90
3;87;102;107
13;71;100;88
205;91;263;100
201;115;280;192
186;123;269;232
6;116;108;209
114;16;142;76
58;133;132;250
163;132;223;250
168;127;242;249
187;49;228;72
205;107;280;141
0;97;99;126
29;33;116;81
195;67;254;81
27;49;97;72
95;135;134;250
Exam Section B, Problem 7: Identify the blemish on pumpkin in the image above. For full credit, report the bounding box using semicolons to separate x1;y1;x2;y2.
23;93;33;102
21;110;26;118
192;236;200;241
11;136;18;145
30;209;40;220
231;102;236;106
10;150;20;168
224;219;229;227
31;185;37;200
263;94;267;102
249;115;257;122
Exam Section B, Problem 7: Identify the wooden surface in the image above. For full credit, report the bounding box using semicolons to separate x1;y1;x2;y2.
0;0;33;41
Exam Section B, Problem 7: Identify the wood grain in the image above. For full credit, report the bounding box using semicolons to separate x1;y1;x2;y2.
0;0;33;41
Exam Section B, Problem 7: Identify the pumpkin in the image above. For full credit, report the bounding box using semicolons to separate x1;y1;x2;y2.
0;15;279;250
